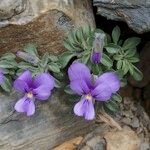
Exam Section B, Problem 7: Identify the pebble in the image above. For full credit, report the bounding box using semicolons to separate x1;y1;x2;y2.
140;142;150;150
131;117;140;128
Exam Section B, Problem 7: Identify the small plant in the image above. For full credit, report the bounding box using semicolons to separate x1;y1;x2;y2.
0;26;143;119
17;44;61;77
0;53;17;92
60;26;143;116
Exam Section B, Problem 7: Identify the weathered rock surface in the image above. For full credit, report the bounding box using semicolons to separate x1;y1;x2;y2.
93;0;150;33
0;0;95;27
53;136;83;150
0;0;95;54
0;1;96;150
104;130;140;150
74;96;150;150
0;91;95;150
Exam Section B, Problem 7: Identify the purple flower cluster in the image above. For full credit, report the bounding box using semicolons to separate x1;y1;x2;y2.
68;62;120;120
14;70;55;116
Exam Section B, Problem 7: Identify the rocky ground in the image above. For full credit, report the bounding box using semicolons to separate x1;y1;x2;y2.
54;96;150;150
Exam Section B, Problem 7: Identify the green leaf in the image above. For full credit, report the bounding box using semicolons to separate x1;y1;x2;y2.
101;53;113;68
122;60;129;75
1;77;12;92
18;62;34;69
112;93;122;103
112;26;121;44
128;57;140;63
41;52;49;67
49;55;58;62
80;53;90;64
48;62;60;73
105;43;121;54
128;63;134;75
1;53;16;60
124;48;136;58
123;37;141;50
23;43;38;57
116;60;123;70
54;78;62;88
103;100;119;115
105;33;111;45
53;72;64;80
2;68;10;74
92;64;100;75
118;40;123;46
113;54;123;61
59;52;76;68
64;85;75;95
0;60;16;69
132;66;143;81
64;39;76;51
9;70;15;75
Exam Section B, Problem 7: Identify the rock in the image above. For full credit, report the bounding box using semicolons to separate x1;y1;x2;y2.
104;129;140;150
78;125;107;150
131;117;140;128
140;142;150;150
0;0;26;21
93;0;150;33
0;0;95;27
86;136;105;150
129;42;150;88
121;117;131;125
0;0;95;54
53;136;83;150
0;91;95;150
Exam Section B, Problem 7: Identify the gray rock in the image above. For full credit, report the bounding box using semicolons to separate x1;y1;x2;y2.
0;0;95;55
86;136;105;150
0;0;95;27
0;0;26;20
140;142;150;150
131;117;140;128
93;0;150;33
0;91;95;150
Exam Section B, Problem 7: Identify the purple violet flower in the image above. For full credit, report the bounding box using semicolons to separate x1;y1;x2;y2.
91;51;101;64
14;70;55;116
91;33;105;64
68;62;120;120
0;69;4;84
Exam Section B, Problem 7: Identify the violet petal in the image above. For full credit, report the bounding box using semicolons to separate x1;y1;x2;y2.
26;100;35;116
74;98;85;117
33;85;51;100
17;70;32;86
95;72;120;93
84;100;95;120
68;62;92;94
91;83;112;101
33;73;55;90
14;96;27;113
74;98;95;120
68;62;91;83
70;79;90;95
14;79;29;93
